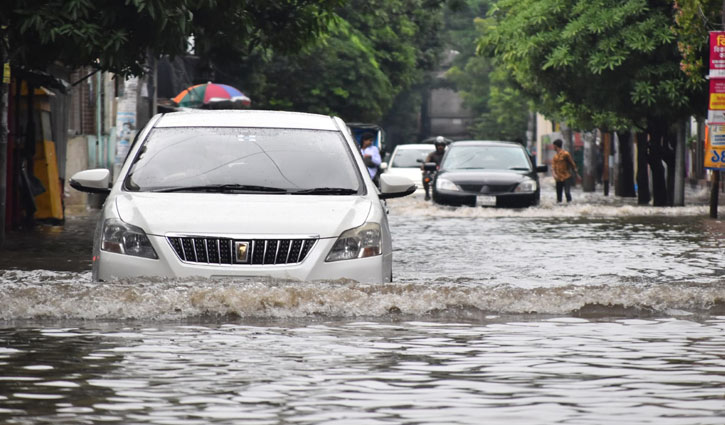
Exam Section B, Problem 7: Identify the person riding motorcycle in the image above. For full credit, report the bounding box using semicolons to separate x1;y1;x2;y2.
422;136;447;201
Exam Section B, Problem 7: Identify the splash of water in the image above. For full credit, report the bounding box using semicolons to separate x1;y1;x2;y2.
1;271;723;320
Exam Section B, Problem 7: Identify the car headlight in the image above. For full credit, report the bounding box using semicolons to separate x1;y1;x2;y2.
515;178;538;193
101;219;158;259
436;177;459;191
326;223;381;262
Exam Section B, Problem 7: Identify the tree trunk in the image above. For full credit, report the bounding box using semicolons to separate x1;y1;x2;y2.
561;122;574;154
663;129;676;206
649;126;668;206
582;130;596;192
616;131;636;197
0;49;7;246
636;132;651;204
602;132;610;196
673;121;686;206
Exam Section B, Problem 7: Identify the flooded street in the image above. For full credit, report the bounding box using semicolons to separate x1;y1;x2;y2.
1;183;724;424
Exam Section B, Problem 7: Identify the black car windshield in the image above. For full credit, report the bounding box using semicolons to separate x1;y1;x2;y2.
124;127;362;193
391;147;434;168
442;145;531;171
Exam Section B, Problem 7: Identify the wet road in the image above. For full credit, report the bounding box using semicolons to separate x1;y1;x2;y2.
1;182;724;424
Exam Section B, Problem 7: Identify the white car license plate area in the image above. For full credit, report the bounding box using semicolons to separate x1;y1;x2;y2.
476;195;496;207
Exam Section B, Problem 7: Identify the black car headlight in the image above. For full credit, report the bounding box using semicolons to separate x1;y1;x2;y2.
515;178;537;193
101;219;158;259
326;223;382;262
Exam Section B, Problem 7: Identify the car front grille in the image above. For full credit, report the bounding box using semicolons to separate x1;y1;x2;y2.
459;183;517;194
167;236;316;265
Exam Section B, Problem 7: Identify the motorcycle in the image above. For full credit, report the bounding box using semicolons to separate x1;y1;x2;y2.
421;161;438;200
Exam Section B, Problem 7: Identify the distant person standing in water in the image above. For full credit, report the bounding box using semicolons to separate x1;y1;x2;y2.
360;132;381;186
551;139;578;203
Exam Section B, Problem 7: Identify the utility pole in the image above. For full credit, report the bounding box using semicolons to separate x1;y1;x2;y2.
712;2;725;218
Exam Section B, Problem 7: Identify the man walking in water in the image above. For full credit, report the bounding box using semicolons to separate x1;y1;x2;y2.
552;139;578;203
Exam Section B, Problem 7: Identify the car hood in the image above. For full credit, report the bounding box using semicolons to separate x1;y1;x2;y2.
439;169;531;184
114;193;372;238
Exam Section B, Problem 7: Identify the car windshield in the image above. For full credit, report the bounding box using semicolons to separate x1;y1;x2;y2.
123;127;363;193
391;147;433;168
442;145;531;171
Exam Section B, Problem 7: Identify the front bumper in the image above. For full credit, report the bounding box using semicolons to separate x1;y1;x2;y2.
95;235;391;283
433;189;539;208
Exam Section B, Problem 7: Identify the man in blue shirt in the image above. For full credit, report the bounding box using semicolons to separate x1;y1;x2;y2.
360;133;381;186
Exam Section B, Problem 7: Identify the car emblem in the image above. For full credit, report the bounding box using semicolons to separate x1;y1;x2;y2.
235;241;250;263
480;185;489;193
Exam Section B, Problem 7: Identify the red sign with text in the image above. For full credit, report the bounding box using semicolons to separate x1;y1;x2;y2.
710;31;725;77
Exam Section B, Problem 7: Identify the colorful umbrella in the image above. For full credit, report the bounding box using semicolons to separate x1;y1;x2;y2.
172;82;251;108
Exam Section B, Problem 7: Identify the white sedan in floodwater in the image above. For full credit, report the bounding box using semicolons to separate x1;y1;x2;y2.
70;110;415;283
381;143;435;191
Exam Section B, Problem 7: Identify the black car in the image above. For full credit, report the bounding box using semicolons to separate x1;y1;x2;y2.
429;140;548;208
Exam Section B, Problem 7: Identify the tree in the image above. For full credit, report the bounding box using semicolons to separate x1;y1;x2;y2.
479;0;707;205
218;0;449;136
443;1;530;141
0;0;342;76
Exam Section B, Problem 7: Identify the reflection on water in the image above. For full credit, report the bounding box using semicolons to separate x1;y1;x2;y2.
1;185;724;423
2;319;725;424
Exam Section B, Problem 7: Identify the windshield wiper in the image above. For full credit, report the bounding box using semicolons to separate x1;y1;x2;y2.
509;167;531;171
291;187;358;195
152;184;289;193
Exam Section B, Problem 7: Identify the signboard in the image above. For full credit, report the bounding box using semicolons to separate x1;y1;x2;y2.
710;32;725;78
705;124;725;170
708;110;725;122
708;31;725;169
709;79;725;110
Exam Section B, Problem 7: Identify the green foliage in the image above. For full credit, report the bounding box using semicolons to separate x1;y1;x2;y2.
0;0;342;76
444;1;529;140
479;0;706;131
225;0;448;126
672;0;722;88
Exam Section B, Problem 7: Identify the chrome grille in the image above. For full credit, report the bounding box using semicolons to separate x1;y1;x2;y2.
167;236;317;265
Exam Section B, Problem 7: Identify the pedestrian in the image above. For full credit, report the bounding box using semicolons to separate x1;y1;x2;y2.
360;132;381;186
551;139;578;203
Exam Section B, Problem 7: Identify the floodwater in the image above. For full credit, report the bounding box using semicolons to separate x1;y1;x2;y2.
1;182;724;424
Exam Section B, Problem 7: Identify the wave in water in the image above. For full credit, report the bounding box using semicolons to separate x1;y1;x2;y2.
1;270;723;320
388;195;710;219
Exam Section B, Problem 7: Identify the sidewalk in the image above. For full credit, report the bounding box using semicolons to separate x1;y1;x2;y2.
539;176;722;206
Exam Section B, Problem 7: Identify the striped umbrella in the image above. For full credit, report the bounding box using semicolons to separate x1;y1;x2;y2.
172;82;251;108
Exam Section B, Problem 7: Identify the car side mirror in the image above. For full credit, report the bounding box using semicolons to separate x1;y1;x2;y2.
380;162;388;171
423;162;438;172
378;174;415;199
69;169;112;194
536;165;548;173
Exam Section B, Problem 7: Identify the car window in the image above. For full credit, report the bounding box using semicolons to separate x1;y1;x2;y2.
442;145;531;171
391;147;433;168
123;127;363;192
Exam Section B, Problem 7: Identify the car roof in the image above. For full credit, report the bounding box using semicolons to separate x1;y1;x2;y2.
449;140;524;148
154;110;340;130
393;144;435;150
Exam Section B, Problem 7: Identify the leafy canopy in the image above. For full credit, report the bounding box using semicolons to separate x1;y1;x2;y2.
479;0;705;130
0;0;342;76
230;0;448;124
